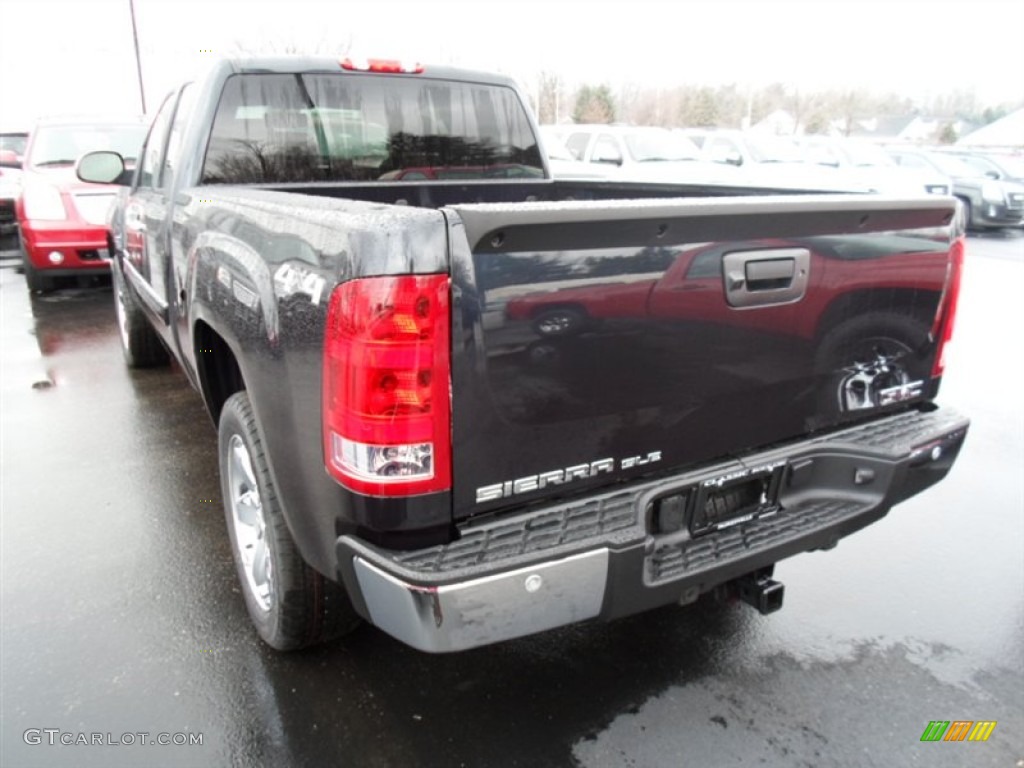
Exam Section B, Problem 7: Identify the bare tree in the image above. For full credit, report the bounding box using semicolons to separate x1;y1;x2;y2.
835;89;869;137
536;72;564;124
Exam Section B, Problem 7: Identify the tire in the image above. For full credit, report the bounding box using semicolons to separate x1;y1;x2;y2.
532;306;587;337
815;312;931;417
22;249;56;293
219;391;361;650
112;260;169;368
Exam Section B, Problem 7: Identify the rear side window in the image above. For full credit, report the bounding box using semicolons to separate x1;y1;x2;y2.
564;133;590;160
201;73;544;183
706;137;740;164
138;95;175;188
592;135;621;164
162;84;196;189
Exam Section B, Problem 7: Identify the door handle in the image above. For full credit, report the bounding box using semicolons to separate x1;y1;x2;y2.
722;248;810;308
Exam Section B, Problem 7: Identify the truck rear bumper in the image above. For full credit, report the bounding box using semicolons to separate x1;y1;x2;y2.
337;407;968;653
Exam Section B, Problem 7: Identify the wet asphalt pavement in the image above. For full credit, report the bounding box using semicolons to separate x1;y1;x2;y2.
1;233;1022;768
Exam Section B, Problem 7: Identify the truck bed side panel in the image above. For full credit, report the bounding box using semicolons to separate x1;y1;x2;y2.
176;187;451;573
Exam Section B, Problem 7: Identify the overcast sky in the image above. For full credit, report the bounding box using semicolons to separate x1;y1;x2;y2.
1;0;1022;128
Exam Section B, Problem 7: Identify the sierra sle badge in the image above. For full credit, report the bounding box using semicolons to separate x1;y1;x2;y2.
475;452;662;503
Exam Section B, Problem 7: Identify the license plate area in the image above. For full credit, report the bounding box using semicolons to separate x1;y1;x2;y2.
690;465;785;536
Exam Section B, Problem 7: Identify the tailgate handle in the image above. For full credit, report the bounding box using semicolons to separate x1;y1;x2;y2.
723;248;810;308
746;258;794;286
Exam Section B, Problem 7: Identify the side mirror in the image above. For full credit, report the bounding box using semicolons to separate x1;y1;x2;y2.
77;151;128;185
0;149;20;168
985;170;1000;180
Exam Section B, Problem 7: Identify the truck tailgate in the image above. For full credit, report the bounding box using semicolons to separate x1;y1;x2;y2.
445;196;959;521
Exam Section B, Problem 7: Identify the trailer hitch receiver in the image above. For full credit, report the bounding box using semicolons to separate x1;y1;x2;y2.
734;567;785;615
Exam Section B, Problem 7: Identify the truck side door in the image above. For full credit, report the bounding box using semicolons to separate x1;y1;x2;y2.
123;93;177;328
160;85;198;365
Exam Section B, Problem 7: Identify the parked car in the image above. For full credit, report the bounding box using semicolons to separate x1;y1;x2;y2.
556;124;730;184
78;56;967;654
0;131;28;162
701;130;868;191
674;127;710;149
538;125;614;179
885;146;1024;229
0;170;19;244
938;150;1024;185
545;140;615;180
800;136;952;196
17;117;148;292
0;132;28;243
505;234;951;348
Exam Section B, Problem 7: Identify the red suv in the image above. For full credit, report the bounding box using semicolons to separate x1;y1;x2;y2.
17;118;147;292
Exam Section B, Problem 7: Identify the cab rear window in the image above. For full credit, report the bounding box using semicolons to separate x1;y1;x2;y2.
201;73;544;183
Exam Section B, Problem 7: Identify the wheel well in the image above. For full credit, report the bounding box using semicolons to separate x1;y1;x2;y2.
194;321;245;425
815;288;939;341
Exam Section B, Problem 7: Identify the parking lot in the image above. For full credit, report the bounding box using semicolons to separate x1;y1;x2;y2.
1;232;1022;767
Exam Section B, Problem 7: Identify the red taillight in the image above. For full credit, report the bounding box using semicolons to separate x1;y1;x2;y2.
323;275;451;496
340;57;424;74
932;236;965;377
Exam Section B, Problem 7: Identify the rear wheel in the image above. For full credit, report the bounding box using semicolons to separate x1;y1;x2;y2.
219;391;360;650
112;260;169;368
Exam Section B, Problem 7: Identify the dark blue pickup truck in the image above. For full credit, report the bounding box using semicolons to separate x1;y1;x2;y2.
78;56;968;652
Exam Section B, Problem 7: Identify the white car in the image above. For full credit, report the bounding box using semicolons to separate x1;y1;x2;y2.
550;124;732;184
800;137;952;196
538;126;613;180
702;130;868;191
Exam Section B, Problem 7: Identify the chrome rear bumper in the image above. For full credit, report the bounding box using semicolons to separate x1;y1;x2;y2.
352;549;609;652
